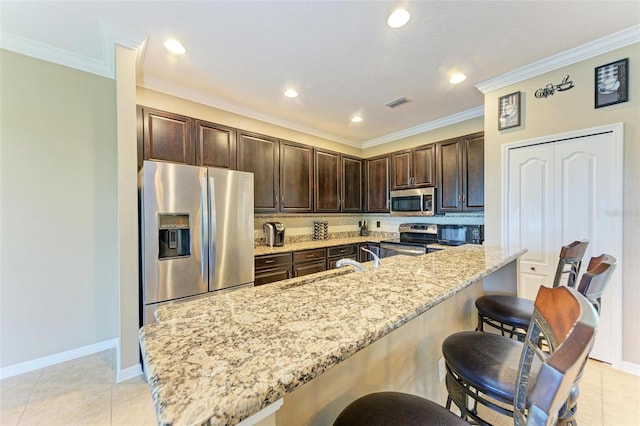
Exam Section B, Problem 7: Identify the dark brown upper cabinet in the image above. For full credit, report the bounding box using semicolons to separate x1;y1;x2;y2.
279;140;313;213
391;144;435;190
237;131;280;213
138;106;237;171
364;155;390;213
341;155;363;212
436;132;484;213
314;149;363;213
139;106;193;166
194;120;236;169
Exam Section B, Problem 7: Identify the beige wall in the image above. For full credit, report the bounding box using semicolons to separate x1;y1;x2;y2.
0;50;119;367
136;87;362;157
483;43;640;366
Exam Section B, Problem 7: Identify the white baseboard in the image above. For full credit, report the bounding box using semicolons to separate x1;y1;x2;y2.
117;363;143;383
0;338;118;380
622;361;640;377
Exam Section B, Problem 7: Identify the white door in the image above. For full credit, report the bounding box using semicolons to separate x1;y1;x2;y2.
505;124;623;366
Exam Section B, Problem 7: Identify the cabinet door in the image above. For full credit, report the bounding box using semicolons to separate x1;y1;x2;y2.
314;149;340;212
237;131;279;212
365;155;390;212
342;156;363;212
462;133;484;210
141;107;193;165
413;144;436;187
391;150;412;190
280;140;313;213
194;120;236;169
358;243;380;262
437;138;462;212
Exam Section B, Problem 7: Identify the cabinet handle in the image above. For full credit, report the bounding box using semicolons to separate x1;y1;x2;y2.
530;266;536;271
462;194;466;202
265;259;275;264
306;254;315;258
286;270;290;278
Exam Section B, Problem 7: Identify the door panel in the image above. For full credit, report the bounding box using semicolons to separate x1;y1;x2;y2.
508;147;555;301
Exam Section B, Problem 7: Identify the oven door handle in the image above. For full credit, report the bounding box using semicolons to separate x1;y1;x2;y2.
380;245;426;256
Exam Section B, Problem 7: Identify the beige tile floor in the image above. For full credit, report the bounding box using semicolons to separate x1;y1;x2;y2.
1;349;639;425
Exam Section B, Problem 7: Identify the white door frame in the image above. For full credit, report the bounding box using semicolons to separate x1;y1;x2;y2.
501;122;624;369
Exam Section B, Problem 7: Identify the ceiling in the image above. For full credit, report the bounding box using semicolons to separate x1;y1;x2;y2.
2;1;639;148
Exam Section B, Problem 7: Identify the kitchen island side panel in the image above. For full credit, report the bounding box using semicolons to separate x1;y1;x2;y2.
275;278;484;426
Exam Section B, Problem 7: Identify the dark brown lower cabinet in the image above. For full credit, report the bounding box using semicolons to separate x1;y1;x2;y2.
327;244;358;269
358;243;381;262
292;249;327;278
254;253;292;286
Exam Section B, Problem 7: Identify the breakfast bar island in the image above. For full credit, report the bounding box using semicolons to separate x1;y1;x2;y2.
139;245;525;426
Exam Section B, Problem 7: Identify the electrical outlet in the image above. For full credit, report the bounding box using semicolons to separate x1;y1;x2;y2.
438;357;446;382
376;221;380;228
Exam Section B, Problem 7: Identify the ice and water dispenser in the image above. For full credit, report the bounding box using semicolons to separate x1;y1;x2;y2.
158;213;190;259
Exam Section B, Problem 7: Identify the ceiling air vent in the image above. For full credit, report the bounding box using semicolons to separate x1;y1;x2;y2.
385;96;410;108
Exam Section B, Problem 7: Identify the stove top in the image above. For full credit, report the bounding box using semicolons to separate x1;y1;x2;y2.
381;223;438;247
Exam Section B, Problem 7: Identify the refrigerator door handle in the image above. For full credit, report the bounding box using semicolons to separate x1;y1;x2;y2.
201;176;209;285
208;176;217;284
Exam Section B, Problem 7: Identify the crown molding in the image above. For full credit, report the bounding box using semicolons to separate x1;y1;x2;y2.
0;20;145;80
140;76;363;148
476;24;640;94
1;31;114;78
361;106;485;149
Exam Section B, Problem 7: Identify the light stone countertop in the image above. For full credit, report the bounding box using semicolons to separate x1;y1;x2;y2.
253;235;450;256
253;236;384;256
138;245;526;426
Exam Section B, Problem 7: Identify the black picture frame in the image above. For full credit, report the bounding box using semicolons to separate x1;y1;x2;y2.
595;58;629;108
498;91;521;130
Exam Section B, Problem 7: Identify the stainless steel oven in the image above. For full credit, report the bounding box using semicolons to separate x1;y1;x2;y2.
380;223;438;258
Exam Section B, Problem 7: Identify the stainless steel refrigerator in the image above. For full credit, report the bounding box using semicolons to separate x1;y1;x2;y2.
140;160;254;324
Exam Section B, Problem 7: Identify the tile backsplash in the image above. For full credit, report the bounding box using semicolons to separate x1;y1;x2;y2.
254;213;483;246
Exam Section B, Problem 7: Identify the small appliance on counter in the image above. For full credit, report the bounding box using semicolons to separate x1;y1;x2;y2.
264;222;285;247
437;224;484;246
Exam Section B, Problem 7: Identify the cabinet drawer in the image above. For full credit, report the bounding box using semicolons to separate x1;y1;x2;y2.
293;249;326;263
327;255;357;270
255;253;292;270
327;244;357;258
293;259;327;278
255;267;292;286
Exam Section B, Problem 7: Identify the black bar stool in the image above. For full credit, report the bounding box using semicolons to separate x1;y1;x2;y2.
333;285;599;426
442;254;616;425
475;240;588;341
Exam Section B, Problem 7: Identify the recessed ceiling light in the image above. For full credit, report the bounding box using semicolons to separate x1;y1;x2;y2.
387;8;410;28
449;73;467;84
351;116;363;123
164;38;186;55
284;89;298;98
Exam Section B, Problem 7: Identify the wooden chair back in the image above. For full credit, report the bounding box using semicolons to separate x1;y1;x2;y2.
513;286;598;426
551;240;589;289
577;254;617;314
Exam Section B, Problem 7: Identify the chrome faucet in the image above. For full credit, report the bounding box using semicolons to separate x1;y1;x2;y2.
335;258;366;271
360;247;382;269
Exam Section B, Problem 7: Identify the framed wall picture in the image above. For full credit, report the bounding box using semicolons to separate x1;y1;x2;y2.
498;91;521;130
595;58;628;108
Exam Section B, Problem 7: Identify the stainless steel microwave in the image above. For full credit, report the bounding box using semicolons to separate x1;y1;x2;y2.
390;188;435;216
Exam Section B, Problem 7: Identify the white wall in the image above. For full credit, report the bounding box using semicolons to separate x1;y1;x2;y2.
483;43;640;367
0;50;120;368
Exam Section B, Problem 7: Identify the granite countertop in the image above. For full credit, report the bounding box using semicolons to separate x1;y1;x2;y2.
138;245;526;426
254;236;384;256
